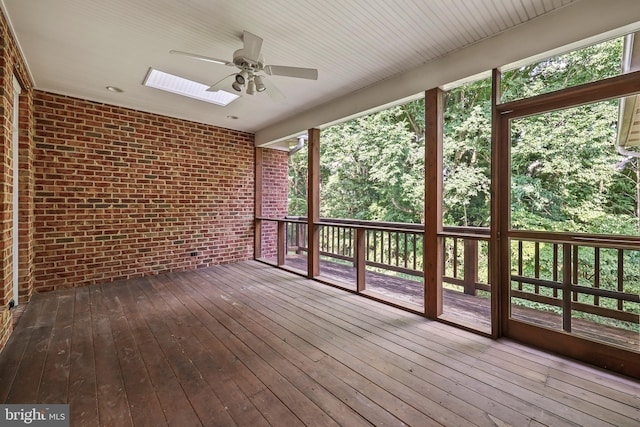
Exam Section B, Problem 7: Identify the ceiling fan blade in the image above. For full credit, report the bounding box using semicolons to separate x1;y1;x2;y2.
170;50;233;66
206;74;236;92
242;31;263;63
265;65;318;80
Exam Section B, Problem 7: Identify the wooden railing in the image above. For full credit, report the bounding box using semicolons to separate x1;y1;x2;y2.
509;230;640;331
257;217;639;329
441;226;490;295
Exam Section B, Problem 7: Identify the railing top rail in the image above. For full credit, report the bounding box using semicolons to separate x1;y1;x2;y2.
510;230;640;249
263;216;639;248
441;226;491;239
318;221;423;233
316;217;425;231
257;217;307;224
285;216;425;232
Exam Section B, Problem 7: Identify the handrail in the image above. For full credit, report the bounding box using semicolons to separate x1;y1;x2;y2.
258;217;639;328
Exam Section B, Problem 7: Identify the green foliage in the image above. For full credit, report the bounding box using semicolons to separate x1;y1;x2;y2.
308;103;426;223
287;36;640;316
443;79;492;226
288;148;308;216
289;37;637;233
502;38;623;102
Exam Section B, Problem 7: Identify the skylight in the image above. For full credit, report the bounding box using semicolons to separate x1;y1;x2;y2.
143;68;239;106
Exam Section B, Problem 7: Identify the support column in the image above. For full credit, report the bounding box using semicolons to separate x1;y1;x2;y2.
491;68;506;338
307;128;320;278
254;147;262;259
424;88;443;318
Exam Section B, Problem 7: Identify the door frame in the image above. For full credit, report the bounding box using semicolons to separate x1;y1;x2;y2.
494;69;640;378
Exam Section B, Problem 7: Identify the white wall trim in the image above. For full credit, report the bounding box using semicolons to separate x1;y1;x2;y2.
12;75;21;305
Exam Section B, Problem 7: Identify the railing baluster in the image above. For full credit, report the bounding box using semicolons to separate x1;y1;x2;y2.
618;249;624;311
395;232;399;267
453;238;458;279
373;230;378;263
356;228;366;292
562;243;572;333
412;233;417;271
277;221;286;266
463;239;478;295
573;245;579;302
594;247;600;306
334;226;338;256
403;233;408;269
552;244;559;298
366;230;371;262
534;242;540;294
518;240;523;291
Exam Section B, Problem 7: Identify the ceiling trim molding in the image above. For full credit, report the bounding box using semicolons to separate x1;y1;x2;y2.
0;0;35;86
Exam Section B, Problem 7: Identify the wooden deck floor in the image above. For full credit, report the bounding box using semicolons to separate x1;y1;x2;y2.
282;255;639;349
0;261;639;426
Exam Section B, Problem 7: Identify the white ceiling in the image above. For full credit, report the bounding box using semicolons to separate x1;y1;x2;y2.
3;0;640;147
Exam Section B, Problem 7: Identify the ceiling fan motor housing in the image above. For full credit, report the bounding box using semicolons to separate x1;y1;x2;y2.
232;49;264;73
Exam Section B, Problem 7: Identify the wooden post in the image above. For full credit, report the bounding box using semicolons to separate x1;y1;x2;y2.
307;128;320;278
562;243;572;333
277;221;286;266
254;147;263;259
356;228;366;292
463;239;478;295
424;88;443;318
491;68;505;338
296;223;304;255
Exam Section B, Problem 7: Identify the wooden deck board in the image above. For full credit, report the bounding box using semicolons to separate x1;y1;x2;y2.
5;293;60;404
0;293;46;403
0;261;638;426
67;286;99;426
111;279;202;426
90;284;134;427
37;290;75;403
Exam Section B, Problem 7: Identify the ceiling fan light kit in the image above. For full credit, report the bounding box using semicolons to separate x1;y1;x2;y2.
246;79;256;95
171;30;318;99
254;75;266;92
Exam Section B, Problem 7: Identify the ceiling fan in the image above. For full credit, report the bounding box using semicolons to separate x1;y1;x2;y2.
171;31;318;97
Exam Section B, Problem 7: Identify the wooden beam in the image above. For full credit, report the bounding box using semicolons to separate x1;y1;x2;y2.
424;88;443;319
254;147;263;259
497;69;640;118
307;128;320;278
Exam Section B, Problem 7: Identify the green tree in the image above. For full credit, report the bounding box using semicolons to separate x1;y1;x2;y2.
318;103;425;223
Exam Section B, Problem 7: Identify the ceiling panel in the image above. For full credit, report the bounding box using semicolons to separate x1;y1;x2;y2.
2;0;579;137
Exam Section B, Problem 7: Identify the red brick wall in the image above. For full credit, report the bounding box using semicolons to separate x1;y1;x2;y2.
33;92;255;291
260;148;289;259
0;8;34;349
